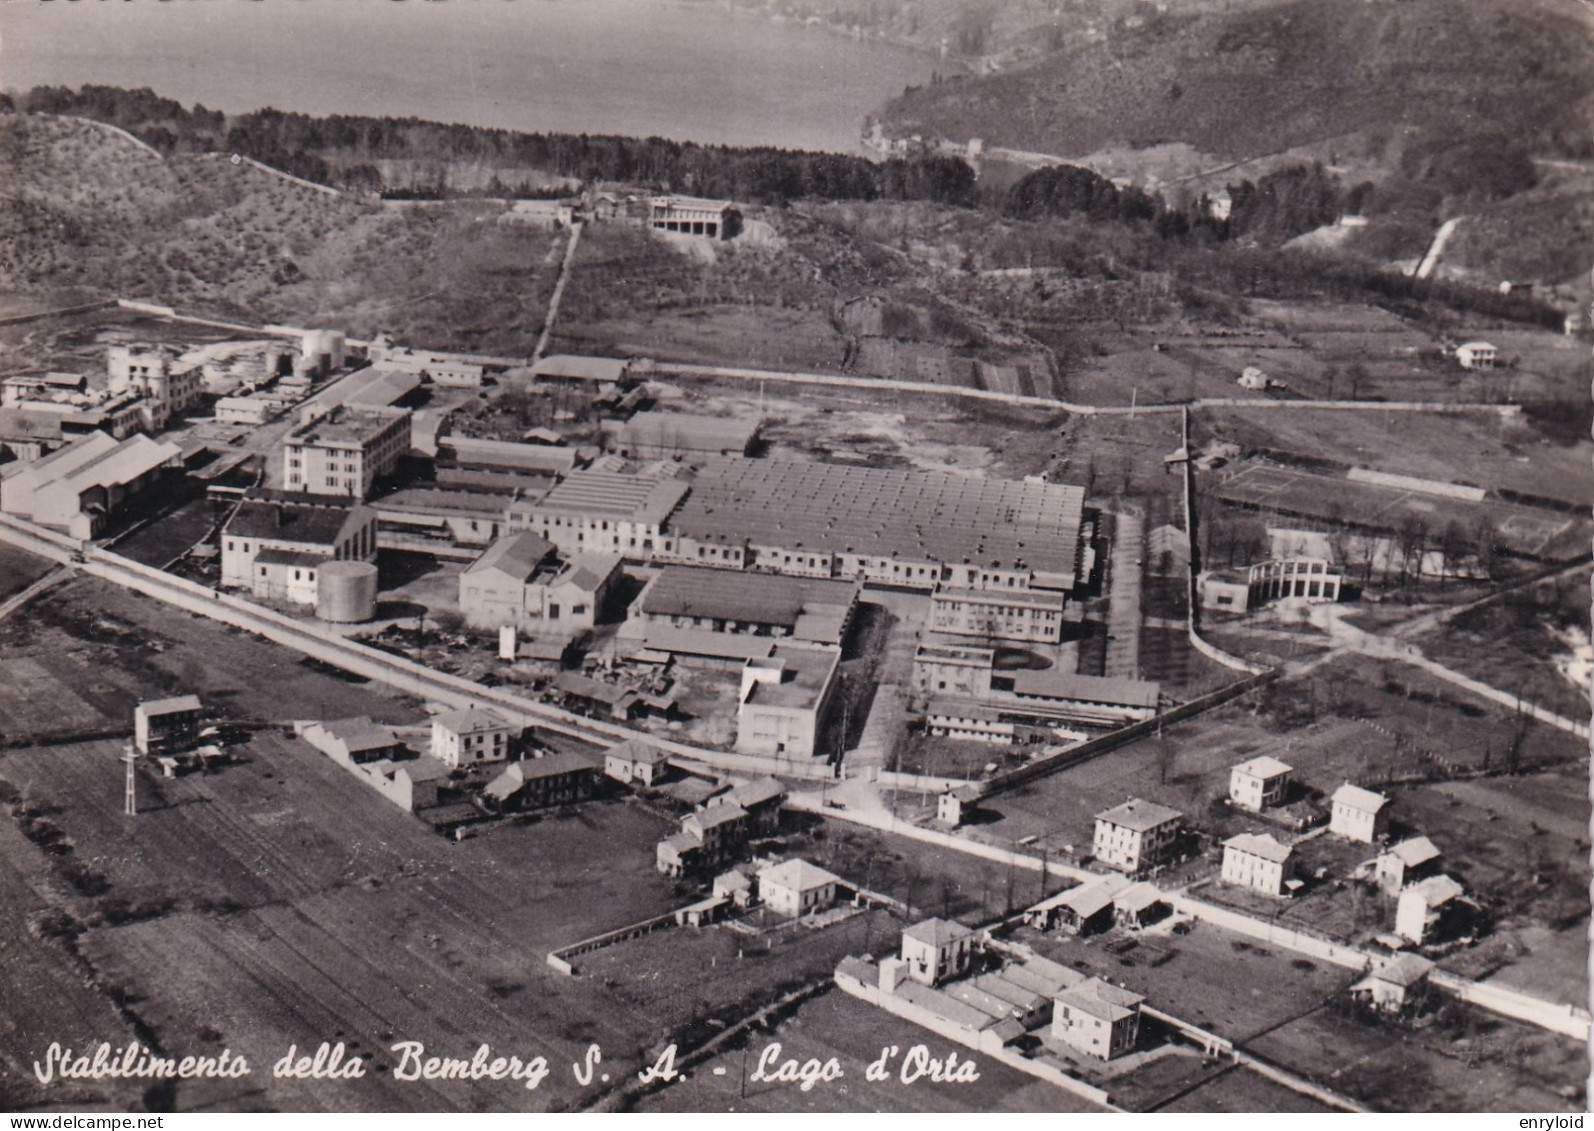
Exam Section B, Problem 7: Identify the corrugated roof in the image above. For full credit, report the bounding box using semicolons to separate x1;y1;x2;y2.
673;457;1085;583
531;355;631;383
441;437;577;475
532;468;690;523
1096;798;1183;832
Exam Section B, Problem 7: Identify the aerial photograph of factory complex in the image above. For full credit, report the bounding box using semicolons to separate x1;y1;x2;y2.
0;0;1589;1116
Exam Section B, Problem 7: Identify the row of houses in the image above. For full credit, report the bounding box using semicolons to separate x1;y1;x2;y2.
655;776;786;875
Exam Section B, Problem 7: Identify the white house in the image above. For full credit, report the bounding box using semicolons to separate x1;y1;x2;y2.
757;858;841;919
1221;832;1295;896
1229;755;1292;812
1329;783;1389;844
1396;875;1465;944
429;707;512;768
1093;799;1183;874
1052;978;1144;1060
900;918;975;986
1455;341;1498;370
603;737;670;787
1375;836;1441;892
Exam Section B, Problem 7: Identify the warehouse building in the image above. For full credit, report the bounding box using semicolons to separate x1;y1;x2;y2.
459;530;621;636
504;465;690;557
0;431;183;539
610;412;760;460
635;567;859;647
221;494;378;607
668;457;1086;592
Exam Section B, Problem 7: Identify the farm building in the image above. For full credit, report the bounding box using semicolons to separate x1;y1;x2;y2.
1026;873;1130;936
1455;341;1498;370
1094;799;1183;874
1329;783;1390;844
481;751;599;813
937;783;982;827
1229;755;1293;811
603;738;670;786
1357;954;1436;1012
1376;836;1442;892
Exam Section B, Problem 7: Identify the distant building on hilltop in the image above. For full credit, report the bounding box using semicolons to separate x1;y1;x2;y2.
648;196;740;240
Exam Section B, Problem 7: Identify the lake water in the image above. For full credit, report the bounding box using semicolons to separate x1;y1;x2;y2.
0;0;937;154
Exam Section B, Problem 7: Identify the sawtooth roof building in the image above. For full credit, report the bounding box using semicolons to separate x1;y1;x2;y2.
667;457;1086;592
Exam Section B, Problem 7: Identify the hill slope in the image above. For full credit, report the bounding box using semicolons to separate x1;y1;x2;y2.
882;0;1594;167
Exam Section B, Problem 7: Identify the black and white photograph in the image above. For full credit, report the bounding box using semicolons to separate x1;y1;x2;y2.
0;0;1589;1116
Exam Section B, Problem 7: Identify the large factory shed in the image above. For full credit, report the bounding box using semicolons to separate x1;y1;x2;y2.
637;566;860;647
611;412;759;460
671;457;1086;592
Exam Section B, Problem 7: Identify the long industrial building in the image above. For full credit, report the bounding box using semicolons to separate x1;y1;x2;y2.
665;457;1087;592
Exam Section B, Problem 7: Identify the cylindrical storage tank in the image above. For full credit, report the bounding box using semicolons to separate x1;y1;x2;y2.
316;560;379;624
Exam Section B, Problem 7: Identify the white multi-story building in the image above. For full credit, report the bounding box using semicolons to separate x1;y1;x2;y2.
282;406;411;499
1229;755;1293;811
429;708;512;769
1220;832;1295;896
220;494;377;607
1329;783;1389;844
108;345;203;432
1093;799;1183;874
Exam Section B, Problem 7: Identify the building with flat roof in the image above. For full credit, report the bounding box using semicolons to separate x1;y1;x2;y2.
1221;832;1295;896
0;431;183;539
668;457;1086;592
636;567;859;647
911;639;996;699
283;406;410;499
735;644;842;760
222;494;377;607
648;196;740;239
1229;755;1293;812
929;584;1068;644
611;412;760;460
505;466;689;557
758;858;842;919
1094;799;1183;874
459;531;621;636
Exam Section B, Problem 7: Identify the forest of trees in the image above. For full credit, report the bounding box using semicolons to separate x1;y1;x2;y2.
14;85;977;207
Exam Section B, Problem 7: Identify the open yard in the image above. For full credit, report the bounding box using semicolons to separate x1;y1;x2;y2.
0;542;58;601
0;723;686;1112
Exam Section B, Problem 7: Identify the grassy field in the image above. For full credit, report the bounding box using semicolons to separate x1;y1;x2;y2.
0;724;687;1112
0;576;427;742
628;987;1085;1113
0;542;58;602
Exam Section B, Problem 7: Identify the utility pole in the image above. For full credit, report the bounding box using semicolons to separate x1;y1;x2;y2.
123;742;138;817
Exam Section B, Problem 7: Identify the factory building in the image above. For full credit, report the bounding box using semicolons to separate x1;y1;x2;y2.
108;345;203;432
0;431;183;539
282;406;411;499
458;531;621;636
928;585;1067;644
221;493;378;607
634;567;859;647
503;466;690;557
667;457;1086;592
735;644;843;760
609;412;760;461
